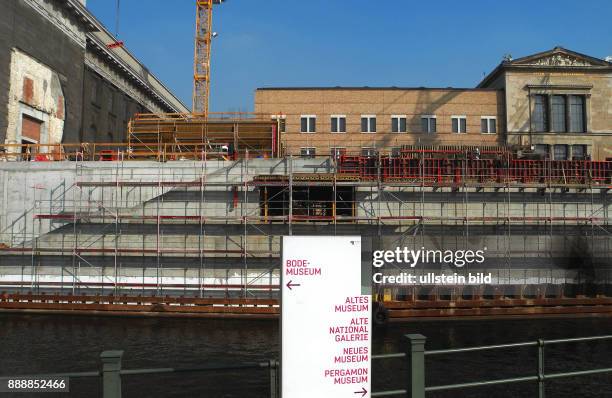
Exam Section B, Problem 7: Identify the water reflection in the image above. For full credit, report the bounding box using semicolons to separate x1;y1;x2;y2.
0;315;611;397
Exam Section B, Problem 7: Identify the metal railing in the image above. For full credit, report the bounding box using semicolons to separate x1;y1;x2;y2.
3;335;611;397
372;334;612;397
3;351;280;398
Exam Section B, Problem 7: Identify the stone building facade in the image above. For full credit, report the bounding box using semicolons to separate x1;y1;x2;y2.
479;47;612;161
255;47;612;160
0;0;188;149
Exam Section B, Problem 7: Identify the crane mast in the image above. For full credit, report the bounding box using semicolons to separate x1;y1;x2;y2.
193;0;223;117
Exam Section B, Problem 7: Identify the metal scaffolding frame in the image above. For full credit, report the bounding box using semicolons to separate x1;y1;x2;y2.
0;151;609;310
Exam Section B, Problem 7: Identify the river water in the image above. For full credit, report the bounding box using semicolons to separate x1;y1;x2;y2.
0;314;611;397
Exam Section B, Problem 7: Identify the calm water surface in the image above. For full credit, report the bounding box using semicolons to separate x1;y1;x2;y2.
1;315;611;397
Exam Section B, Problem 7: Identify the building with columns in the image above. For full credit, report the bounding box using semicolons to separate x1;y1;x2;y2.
255;47;612;160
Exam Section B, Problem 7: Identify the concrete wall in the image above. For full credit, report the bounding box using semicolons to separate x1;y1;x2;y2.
0;159;609;294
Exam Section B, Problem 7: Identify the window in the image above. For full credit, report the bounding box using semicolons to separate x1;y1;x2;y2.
89;110;99;140
361;147;378;157
331;115;346;133
391;116;407;133
330;147;346;159
569;95;585;133
300;115;316;133
572;145;586;160
421;116;436;133
56;95;64;119
22;77;34;104
451;116;467;134
361;115;376;133
271;115;286;133
551;95;566;132
279;118;286;133
108;91;115;113
481;117;497;134
300;147;316;158
21;115;42;142
553;144;568;160
391;147;402;157
534;144;549;158
107;114;116;140
91;79;100;104
533;95;548;132
533;94;588;133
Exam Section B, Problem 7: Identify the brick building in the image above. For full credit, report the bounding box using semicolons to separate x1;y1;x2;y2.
255;47;612;160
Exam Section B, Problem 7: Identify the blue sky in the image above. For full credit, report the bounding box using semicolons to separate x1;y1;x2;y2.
87;0;612;112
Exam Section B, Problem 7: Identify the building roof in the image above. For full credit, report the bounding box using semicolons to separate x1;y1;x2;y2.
256;86;498;91
478;46;612;88
258;47;612;94
56;0;189;113
86;27;189;113
58;0;98;31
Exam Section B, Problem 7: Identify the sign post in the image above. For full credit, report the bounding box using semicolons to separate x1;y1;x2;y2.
282;236;371;398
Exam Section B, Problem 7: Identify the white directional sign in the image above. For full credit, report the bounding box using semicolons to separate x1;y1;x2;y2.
282;236;371;398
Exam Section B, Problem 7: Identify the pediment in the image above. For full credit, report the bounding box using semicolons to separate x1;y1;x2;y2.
509;47;610;68
478;47;611;88
522;53;594;66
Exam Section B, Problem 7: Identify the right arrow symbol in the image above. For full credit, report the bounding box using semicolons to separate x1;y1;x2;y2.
354;387;367;397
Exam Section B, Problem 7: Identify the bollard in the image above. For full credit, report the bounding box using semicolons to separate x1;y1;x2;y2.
537;339;545;398
269;359;279;398
404;334;426;398
101;350;123;398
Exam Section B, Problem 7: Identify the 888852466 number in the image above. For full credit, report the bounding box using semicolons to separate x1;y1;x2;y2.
2;378;69;392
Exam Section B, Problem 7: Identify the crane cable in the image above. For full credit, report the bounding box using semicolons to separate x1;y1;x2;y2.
115;0;121;38
106;0;124;49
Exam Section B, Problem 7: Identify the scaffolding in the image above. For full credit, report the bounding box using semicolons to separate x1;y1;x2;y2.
127;113;279;159
0;150;610;319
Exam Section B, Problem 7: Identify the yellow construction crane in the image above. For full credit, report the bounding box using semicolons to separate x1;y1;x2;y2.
193;0;225;117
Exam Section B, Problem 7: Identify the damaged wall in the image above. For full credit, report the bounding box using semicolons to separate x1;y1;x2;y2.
0;0;85;145
5;48;66;146
0;0;186;145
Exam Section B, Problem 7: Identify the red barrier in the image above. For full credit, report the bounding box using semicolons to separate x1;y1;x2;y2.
338;155;611;186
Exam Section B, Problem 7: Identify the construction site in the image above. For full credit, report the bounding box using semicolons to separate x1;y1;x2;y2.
0;0;611;322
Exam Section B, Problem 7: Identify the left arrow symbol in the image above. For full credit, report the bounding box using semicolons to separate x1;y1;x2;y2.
286;280;301;290
354;387;367;397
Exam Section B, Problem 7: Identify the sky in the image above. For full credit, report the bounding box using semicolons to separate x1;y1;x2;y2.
87;0;612;113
